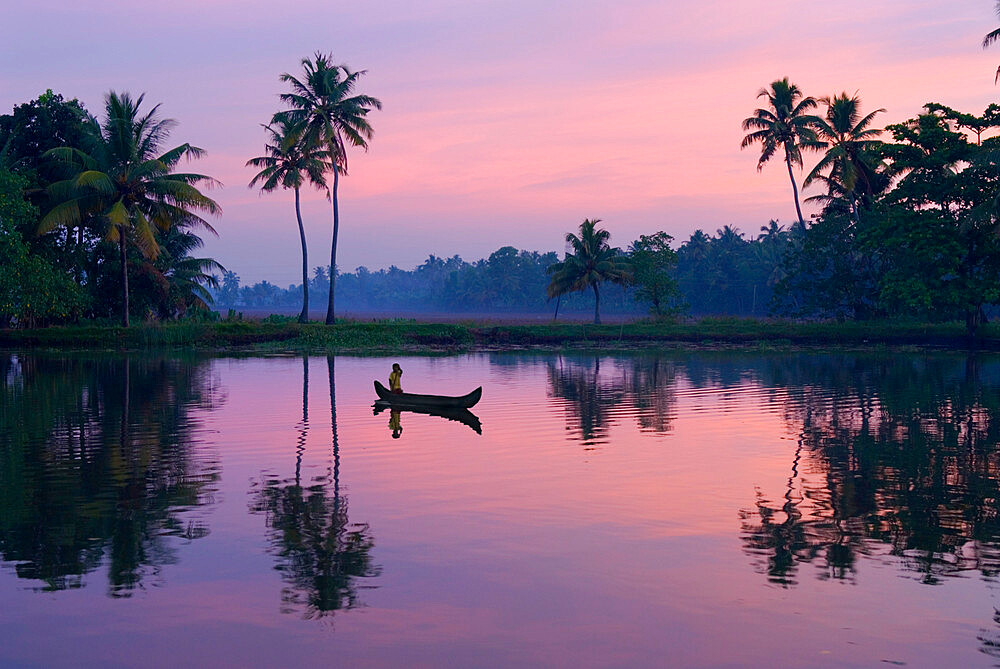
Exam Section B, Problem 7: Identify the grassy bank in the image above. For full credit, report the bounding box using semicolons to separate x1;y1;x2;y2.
3;317;1000;353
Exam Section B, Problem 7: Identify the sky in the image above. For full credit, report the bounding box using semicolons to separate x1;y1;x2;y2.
3;0;1000;284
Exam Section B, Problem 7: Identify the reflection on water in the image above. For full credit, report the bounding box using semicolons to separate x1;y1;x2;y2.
734;354;1000;658
7;350;1000;665
250;356;379;619
545;355;676;445
371;403;483;436
0;354;221;595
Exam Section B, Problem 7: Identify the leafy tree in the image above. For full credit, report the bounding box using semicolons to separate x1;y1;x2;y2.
40;91;220;327
741;78;819;229
0;89;93;177
247;120;330;323
0;168;87;326
876;106;1000;331
629;232;680;316
924;102;1000;146
274;52;382;324
547;219;632;324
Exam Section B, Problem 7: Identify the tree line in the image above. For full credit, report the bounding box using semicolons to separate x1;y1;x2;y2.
743;79;1000;332
6;7;1000;330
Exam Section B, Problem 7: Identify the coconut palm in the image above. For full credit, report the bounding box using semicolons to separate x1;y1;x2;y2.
274;52;382;324
546;218;631;324
40;91;220;327
741;78;819;230
804;93;885;223
247;120;330;323
983;2;1000;82
156;225;225;316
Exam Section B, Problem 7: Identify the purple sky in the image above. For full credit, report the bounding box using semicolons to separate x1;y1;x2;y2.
4;1;1000;284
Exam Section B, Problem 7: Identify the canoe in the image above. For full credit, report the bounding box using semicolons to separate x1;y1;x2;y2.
373;380;482;409
372;401;483;435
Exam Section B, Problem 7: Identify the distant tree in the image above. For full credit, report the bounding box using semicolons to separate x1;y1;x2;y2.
741;78;819;229
247;120;330;323
547;219;632;324
275;52;382;324
628;231;680;316
217;270;241;306
40;91;220;327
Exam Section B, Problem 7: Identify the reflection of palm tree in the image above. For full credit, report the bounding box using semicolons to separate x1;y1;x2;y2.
250;355;379;618
742;353;1000;592
545;356;677;444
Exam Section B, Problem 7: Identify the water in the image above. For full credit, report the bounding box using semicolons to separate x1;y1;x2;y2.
2;351;1000;667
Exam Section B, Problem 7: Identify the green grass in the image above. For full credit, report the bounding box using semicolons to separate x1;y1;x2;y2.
2;317;998;353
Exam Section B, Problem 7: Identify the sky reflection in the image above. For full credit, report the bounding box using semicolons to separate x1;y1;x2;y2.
3;352;1000;666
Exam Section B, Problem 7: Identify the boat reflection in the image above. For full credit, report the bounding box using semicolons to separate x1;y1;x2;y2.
0;354;222;596
372;401;482;435
250;356;380;619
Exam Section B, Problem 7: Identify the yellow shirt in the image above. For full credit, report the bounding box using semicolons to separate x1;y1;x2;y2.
389;369;402;391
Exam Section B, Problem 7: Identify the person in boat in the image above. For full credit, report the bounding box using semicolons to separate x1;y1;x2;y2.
389;363;403;394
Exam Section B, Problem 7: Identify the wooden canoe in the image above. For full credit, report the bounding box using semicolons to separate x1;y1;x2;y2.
373;380;482;409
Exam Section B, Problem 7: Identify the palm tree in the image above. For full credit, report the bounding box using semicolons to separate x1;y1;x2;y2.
983;2;1000;82
274;52;382;324
40;91;220;327
546;218;631;324
804;93;885;223
247;121;330;323
741;78;819;230
156;225;226;317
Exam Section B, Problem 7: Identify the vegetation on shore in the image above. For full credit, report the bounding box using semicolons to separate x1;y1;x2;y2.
4;317;999;353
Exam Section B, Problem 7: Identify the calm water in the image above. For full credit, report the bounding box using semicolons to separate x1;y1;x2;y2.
3;351;1000;667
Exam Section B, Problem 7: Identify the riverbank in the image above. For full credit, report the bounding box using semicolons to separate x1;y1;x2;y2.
3;318;999;353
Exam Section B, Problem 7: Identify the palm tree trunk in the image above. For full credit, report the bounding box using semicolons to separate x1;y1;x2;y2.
325;166;340;325
553;294;561;321
295;187;309;324
593;283;601;325
785;150;806;230
119;230;129;328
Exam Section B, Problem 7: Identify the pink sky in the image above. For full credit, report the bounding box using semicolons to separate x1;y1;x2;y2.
3;0;1000;283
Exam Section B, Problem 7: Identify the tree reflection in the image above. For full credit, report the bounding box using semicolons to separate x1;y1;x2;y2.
546;355;677;444
735;354;1000;657
250;355;379;619
0;354;221;595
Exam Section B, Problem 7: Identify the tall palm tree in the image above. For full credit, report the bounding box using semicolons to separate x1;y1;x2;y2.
546;218;631;324
274;52;382;324
40;91;220;327
741;78;819;230
804;93;885;223
247;121;330;323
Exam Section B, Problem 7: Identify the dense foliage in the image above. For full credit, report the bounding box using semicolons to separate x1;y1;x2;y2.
774;98;1000;332
0;91;222;327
